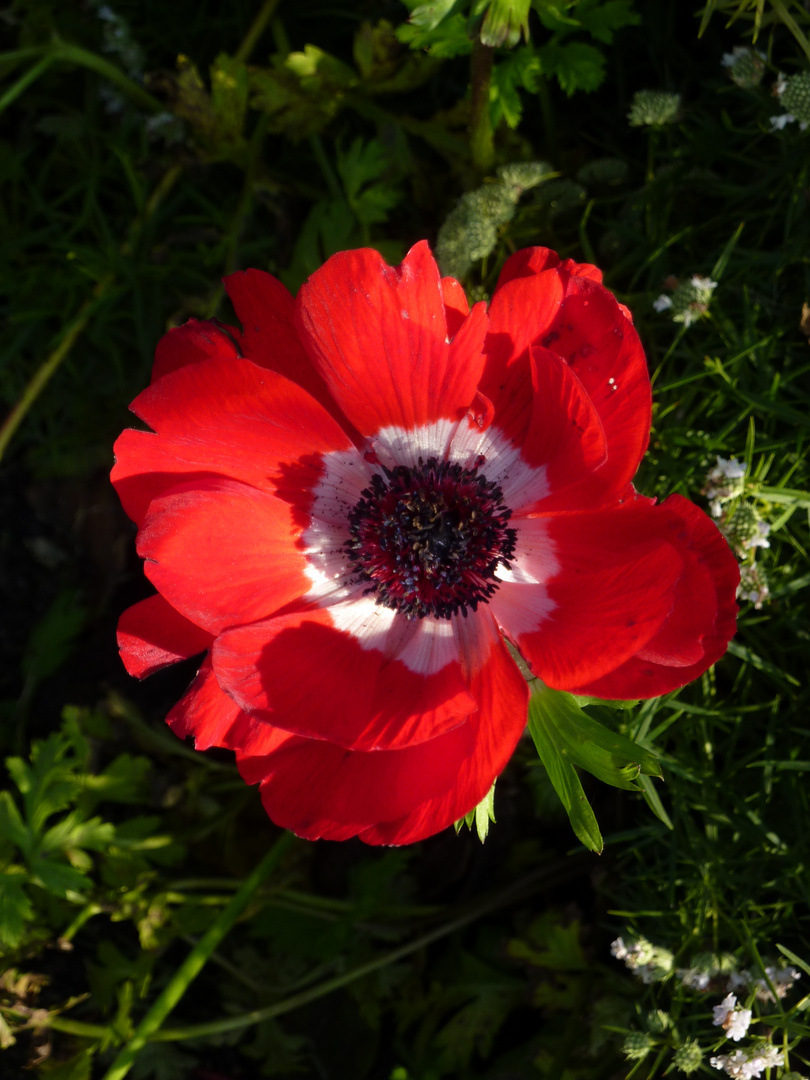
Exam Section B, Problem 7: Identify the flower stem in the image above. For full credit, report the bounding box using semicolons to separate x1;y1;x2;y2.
99;831;293;1080
469;39;495;174
233;0;283;63
151;855;585;1042
0;54;54;115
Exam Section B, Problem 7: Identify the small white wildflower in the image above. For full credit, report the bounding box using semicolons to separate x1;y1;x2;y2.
774;73;788;97
713;993;738;1025
771;113;797;131
678;967;712;990
653;294;673;312
743;521;771;550
691;274;718;292
712;994;752;1041
611;937;628;959
710;1050;751;1078
752;1045;784;1069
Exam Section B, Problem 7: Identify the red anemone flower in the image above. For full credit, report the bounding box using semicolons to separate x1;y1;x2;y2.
112;242;739;845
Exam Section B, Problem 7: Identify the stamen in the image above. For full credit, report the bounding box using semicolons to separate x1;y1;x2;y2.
344;456;517;620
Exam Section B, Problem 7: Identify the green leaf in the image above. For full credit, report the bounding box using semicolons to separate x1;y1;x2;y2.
22;589;86;688
336;138;401;226
40;810;115;856
537;40;606;94
407;0;464;31
397;14;473;57
36;1049;94;1080
573;0;640;44
0;871;33;947
32;857;91;897
455;780;497;841
0;790;33;857
491;46;543;128
527;694;603;852
531;685;661;790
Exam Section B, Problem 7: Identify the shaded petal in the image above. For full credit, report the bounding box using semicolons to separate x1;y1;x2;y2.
117;593;213;678
296;242;487;435
166;656;243;751
479;269;565;449
519;346;607;500
441;275;469;336
137;478;312;634
572;495;739;698
223;268;351;430
536;276;651;502
152;319;241;382
496;247;602;289
490;505;686;688
228;714;475;842
111;356;352;525
360;612;529;845
212;604;475;752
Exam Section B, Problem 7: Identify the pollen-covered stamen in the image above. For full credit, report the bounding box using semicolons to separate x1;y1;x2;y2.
345;456;517;620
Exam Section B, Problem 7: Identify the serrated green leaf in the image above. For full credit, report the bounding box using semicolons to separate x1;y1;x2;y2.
32;857;91;897
537;40;606;94
527;695;603;852
573;0;640;44
0;871;33;947
0;791;33;856
397;14;473;57
491;46;543;128
408;0;464;31
40;811;115;856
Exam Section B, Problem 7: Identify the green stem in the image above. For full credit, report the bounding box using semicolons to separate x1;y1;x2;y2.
0;273;116;462
0;54;54;114
51;41;162;112
152;857;583;1042
771;0;810;63
469;39;495;174
233;0;283;63
99;831;294;1080
0;163;181;461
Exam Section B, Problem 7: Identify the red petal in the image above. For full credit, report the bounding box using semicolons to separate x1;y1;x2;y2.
166;656;243;751
441;276;469;337
537;276;651;503
111;356;352;525
360;613;529;845
137;479;311;635
572;496;739;698
490;505;687;688
223;268;344;424
117;593;213;678
152;320;240;382
520;346;607;498
496;248;603;289
212;605;476;752
480;269;565;449
227;713;475;842
295;242;486;435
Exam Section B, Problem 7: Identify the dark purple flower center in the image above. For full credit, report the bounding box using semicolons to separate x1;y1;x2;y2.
344;456;517;620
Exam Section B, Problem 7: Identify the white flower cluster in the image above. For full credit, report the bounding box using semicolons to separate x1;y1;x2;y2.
654;275;718;328
771;71;810;132
712;994;752;1041
701;456;774;608
703;456;747;517
710;1044;785;1079
721;46;766;88
610;935;673;983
